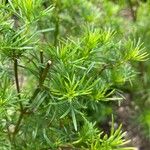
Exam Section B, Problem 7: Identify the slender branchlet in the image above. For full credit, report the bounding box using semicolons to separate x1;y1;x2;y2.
39;50;44;83
39;60;52;87
13;58;24;140
40;50;44;64
14;58;23;110
29;60;52;103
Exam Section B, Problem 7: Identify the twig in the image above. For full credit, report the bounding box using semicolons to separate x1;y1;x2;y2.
13;58;25;140
39;60;52;87
40;50;44;64
29;60;52;103
39;50;44;83
14;58;23;110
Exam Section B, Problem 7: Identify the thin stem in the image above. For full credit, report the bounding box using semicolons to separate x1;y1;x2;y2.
40;50;44;64
14;58;23;110
39;60;52;87
39;50;44;84
11;109;26;149
29;60;52;103
13;58;24;141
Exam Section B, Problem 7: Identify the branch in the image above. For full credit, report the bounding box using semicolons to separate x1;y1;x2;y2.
29;60;52;103
13;58;24;138
39;60;52;87
14;58;23;110
39;50;44;84
40;50;44;64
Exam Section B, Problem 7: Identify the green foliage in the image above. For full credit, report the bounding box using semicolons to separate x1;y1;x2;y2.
0;0;148;149
73;117;136;150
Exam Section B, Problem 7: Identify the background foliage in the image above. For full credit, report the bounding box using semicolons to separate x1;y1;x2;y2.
0;0;149;149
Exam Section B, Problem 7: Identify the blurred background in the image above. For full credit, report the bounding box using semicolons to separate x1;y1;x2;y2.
88;0;150;149
1;0;150;149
